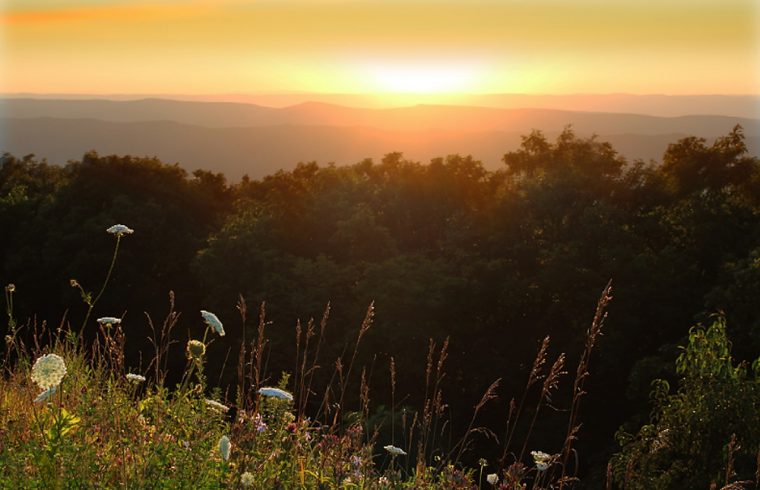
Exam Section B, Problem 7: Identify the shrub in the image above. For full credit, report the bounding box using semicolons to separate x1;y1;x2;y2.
611;318;760;489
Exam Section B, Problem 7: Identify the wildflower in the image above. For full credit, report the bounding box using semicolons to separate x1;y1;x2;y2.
97;317;121;326
106;224;134;236
253;413;267;433
350;455;362;467
378;476;390;486
186;340;206;359
486;473;499;485
531;450;552;472
200;310;225;336
126;373;145;383
205;399;229;413
5;283;15;293
257;387;293;401
240;472;255;487
218;435;231;461
34;385;57;403
31;353;67;389
384;444;406;456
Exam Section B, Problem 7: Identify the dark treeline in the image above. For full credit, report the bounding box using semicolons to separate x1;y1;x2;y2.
2;126;759;485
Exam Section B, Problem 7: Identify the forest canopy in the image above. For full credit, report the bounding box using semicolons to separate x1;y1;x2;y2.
1;126;759;483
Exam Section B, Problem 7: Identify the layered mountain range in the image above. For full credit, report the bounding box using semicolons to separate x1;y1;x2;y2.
1;96;758;179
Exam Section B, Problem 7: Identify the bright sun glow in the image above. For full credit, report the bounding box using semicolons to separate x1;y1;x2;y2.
361;62;483;94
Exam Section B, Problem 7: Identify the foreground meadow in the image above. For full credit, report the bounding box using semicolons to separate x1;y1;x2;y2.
0;224;610;489
1;218;758;489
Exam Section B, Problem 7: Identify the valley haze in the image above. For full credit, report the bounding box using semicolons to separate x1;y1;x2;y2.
1;95;758;180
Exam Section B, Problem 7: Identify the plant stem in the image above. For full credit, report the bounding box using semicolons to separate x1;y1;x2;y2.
80;236;122;334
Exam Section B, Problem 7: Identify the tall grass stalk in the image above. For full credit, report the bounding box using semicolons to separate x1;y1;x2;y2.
557;280;613;487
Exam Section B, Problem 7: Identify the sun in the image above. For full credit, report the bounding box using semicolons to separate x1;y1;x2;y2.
361;61;483;95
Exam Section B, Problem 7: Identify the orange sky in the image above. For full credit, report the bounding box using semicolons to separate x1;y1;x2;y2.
1;0;758;103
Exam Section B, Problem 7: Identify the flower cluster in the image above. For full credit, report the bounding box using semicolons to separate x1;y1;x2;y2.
31;353;67;390
531;450;553;471
106;224;134;237
126;373;145;383
200;310;225;337
257;387;293;401
218;435;231;461
240;472;254;487
205;399;229;413
97;317;121;326
383;445;406;456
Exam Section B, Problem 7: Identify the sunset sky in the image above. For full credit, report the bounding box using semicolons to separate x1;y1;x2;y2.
1;0;758;103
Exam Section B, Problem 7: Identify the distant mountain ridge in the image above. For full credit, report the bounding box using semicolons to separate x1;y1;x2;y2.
4;93;759;118
2;98;758;133
1;98;757;180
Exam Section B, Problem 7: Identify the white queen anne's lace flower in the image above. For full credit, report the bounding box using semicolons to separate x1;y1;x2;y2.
97;317;121;326
257;387;293;401
106;224;134;236
205;399;229;413
200;310;225;336
126;373;145;383
240;472;254;487
486;473;499;485
218;435;231;461
531;450;553;471
31;353;67;389
383;444;406;456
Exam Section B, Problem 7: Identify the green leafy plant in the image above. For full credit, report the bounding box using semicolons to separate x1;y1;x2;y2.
611;317;760;489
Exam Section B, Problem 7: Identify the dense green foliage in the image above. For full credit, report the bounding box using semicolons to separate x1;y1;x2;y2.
611;318;760;488
2;126;759;486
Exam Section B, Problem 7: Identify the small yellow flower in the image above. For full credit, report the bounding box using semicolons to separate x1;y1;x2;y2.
186;340;206;359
